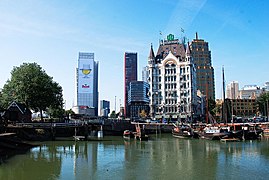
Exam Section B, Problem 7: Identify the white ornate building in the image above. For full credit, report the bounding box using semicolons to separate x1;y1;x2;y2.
148;34;197;122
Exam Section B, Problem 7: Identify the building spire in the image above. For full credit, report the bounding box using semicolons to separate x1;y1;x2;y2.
195;32;198;40
185;42;191;56
148;43;155;59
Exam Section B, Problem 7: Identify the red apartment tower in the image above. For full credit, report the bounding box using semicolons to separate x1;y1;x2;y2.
124;52;137;117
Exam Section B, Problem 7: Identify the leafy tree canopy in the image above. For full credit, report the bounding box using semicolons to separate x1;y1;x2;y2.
208;99;216;115
256;92;269;116
139;110;148;119
110;110;117;118
1;62;63;120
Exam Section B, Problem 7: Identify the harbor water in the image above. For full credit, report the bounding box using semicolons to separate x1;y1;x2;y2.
1;134;269;180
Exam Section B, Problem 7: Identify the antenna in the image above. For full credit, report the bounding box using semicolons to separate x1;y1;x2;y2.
159;31;163;45
115;96;117;112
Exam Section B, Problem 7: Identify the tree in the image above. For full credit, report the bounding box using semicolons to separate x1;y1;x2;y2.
47;106;65;119
139;110;148;119
109;110;117;118
65;109;75;118
0;90;3;110
1;63;63;121
208;99;216;116
256;92;269;117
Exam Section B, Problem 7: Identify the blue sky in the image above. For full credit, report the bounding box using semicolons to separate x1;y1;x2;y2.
0;0;268;112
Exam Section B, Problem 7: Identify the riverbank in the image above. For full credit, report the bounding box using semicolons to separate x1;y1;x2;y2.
0;133;37;164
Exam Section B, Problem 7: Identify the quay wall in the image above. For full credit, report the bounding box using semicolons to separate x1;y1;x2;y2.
3;120;174;141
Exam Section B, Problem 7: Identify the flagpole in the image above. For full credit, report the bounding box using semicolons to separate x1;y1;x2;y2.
159;31;162;45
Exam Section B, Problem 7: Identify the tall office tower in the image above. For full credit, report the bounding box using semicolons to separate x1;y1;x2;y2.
142;66;149;82
190;32;215;100
124;52;137;117
128;81;150;119
226;81;239;99
75;52;99;116
148;34;197;122
100;100;110;117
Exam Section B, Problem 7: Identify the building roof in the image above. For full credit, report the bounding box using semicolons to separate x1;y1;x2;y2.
185;42;191;56
156;40;186;60
148;44;155;59
7;101;32;114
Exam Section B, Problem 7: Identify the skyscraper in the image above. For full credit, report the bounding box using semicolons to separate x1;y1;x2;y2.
148;34;197;122
226;81;239;99
142;66;149;82
124;52;137;117
190;33;215;100
75;52;99;116
100;100;110;117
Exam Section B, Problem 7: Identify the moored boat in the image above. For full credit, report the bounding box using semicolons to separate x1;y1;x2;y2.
263;128;269;137
199;125;230;140
172;124;194;138
242;124;263;140
229;124;244;140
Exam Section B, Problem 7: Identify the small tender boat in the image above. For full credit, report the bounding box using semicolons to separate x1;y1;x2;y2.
123;130;134;140
73;136;85;141
133;124;149;141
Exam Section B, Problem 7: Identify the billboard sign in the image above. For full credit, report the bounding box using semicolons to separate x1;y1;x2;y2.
78;58;94;93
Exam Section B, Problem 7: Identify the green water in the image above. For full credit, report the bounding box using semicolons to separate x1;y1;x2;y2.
1;134;269;180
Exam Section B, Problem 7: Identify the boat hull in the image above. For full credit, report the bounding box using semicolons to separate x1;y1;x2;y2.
172;131;193;138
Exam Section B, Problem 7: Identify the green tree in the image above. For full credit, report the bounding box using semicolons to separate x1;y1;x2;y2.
65;109;75;117
139;110;148;119
0;90;3;109
47;107;65;119
1;62;63;121
110;110;117;118
0;80;15;108
256;92;269;117
208;99;216;116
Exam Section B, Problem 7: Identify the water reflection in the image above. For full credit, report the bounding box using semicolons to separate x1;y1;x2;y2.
1;136;269;180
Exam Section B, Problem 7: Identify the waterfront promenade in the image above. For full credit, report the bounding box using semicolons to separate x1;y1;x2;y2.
5;120;269;137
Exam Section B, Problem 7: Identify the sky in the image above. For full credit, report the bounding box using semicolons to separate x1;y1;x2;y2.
0;0;268;113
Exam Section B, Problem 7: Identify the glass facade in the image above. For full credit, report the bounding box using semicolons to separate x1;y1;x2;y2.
100;100;110;117
128;81;150;119
124;52;137;117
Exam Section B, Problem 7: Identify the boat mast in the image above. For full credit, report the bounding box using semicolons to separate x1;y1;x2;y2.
206;74;209;124
222;66;227;124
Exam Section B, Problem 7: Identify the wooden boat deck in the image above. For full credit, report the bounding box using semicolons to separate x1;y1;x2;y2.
0;133;16;137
